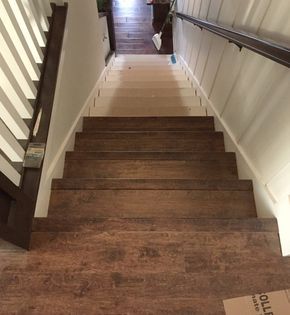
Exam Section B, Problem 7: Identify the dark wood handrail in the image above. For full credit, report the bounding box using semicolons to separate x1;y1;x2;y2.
176;12;290;68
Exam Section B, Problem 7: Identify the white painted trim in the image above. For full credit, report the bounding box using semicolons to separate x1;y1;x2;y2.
35;54;115;217
46;60;114;179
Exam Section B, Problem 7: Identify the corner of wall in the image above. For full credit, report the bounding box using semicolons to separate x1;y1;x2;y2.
34;0;115;217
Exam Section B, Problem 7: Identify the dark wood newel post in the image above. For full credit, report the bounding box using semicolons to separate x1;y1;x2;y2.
106;0;116;52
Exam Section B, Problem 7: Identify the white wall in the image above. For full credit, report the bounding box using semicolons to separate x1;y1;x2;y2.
174;0;290;256
35;0;106;217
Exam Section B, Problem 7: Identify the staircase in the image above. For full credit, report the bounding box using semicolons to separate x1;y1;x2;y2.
1;55;290;314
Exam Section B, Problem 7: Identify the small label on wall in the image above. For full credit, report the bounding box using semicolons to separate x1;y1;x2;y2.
23;143;46;169
223;289;290;315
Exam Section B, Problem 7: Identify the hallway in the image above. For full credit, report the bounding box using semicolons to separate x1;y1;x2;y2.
113;0;173;54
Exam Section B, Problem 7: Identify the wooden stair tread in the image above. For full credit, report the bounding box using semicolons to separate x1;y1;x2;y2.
2;274;290;315
33;217;278;233
51;178;252;191
48;189;256;218
27;231;282;256
63;159;238;180
74;131;225;152
83;116;215;131
65;151;236;160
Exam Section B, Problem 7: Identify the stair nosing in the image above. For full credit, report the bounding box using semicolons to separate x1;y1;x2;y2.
51;178;253;191
65;151;237;160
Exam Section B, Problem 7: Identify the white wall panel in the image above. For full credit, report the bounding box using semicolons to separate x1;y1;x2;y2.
199;0;211;19
223;54;286;141
234;0;271;33
210;44;246;113
194;31;213;82
35;0;106;217
268;163;290;201
259;1;290;42
207;0;223;22
188;27;203;71
192;0;202;17
184;22;194;63
218;0;242;25
241;71;290;183
201;36;226;96
187;0;195;16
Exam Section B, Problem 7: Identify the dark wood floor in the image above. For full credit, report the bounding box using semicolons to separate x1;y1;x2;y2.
113;0;173;54
1;116;290;314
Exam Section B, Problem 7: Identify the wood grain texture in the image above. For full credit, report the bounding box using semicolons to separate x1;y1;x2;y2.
83;116;215;131
51;178;253;191
32;217;279;233
113;0;173;54
74;131;225;152
63;159;238;179
1;115;289;314
48;189;256;218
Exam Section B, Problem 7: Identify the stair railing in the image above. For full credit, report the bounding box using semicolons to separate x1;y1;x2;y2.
0;1;67;249
176;12;290;68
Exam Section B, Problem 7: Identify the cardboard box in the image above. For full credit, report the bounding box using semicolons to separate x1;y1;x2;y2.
223;289;290;315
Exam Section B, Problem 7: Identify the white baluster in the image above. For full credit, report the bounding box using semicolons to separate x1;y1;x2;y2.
0;20;37;99
43;0;53;16
32;0;49;31
0;54;34;119
7;0;44;63
0;1;40;81
0;88;30;140
22;0;47;47
0;120;25;162
0;155;21;186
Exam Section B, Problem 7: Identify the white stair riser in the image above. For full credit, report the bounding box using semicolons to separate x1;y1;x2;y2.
90;105;206;117
95;96;201;107
106;75;187;82
100;81;192;89
99;88;196;97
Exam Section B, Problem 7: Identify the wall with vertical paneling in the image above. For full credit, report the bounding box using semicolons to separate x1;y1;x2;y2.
174;0;290;255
